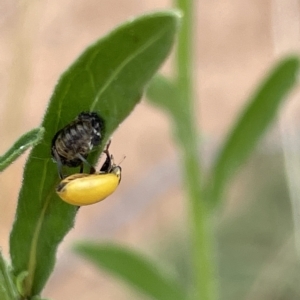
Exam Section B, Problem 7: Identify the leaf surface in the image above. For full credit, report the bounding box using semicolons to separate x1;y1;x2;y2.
74;242;186;300
208;56;300;207
0;128;44;172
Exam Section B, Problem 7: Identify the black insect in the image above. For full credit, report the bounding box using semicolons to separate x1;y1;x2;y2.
51;112;104;178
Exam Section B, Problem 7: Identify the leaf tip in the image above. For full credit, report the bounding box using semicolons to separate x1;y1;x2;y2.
165;9;183;20
278;54;300;75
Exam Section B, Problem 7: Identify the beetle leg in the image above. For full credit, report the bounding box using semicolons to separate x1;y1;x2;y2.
76;153;96;174
100;150;112;173
99;140;113;173
52;147;64;179
79;163;84;174
89;166;96;174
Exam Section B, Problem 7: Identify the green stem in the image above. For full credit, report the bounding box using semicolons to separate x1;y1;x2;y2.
174;0;218;299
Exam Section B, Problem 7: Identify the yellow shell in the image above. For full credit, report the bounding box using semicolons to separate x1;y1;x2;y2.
56;167;121;206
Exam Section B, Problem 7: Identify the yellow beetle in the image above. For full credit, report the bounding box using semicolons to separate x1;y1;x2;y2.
56;146;122;206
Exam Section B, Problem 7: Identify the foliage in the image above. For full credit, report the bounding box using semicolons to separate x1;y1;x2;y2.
5;10;180;299
1;4;299;300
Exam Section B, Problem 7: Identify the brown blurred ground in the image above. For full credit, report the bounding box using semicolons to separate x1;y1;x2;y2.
0;0;291;299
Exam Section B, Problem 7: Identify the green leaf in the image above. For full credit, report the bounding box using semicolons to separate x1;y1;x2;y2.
147;75;179;117
74;242;186;300
207;56;300;207
146;75;192;140
146;75;179;137
217;152;299;299
9;10;180;297
15;271;28;297
0;128;44;172
0;252;18;300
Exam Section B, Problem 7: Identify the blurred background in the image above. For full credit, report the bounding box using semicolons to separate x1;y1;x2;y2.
0;0;300;299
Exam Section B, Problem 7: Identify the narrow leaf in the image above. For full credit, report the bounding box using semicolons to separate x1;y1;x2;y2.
146;75;193;140
207;56;300;207
0;128;44;172
74;242;186;300
147;75;179;117
9;10;180;297
217;153;298;299
0;252;18;300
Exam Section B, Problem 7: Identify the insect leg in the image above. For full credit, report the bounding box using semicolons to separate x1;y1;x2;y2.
76;153;96;174
52;147;64;179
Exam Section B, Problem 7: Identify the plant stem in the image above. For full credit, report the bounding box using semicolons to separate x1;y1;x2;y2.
174;0;218;299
